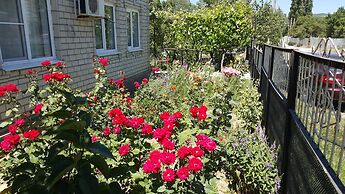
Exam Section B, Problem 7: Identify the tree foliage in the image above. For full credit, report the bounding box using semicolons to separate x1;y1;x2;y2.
326;7;345;38
288;15;326;38
152;2;253;53
254;2;286;45
288;0;313;25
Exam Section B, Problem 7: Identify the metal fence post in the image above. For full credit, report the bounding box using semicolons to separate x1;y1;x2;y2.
281;51;300;193
263;47;275;128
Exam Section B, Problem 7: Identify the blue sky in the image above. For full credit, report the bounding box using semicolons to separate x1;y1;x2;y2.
189;0;345;14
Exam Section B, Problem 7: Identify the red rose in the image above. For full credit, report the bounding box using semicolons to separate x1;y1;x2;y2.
23;129;40;140
188;157;203;173
173;112;182;119
8;124;17;134
196;134;217;151
177;146;191;159
99;58;108;66
149;150;161;161
160;151;176;165
177;166;190;180
160;112;170;120
160;138;175;150
141;123;153;135
15;119;25;127
1;134;20;152
189;106;199;118
113;126;121;134
153;128;171;140
143;159;161;174
162;168;175;182
116;79;125;88
134;81;141;88
91;135;98;143
41;60;51;67
142;78;149;85
103;127;111;136
118;144;130;156
163;121;174;131
34;104;43;115
151;67;160;73
43;74;51;82
191;146;204;157
127;117;144;128
55;61;65;68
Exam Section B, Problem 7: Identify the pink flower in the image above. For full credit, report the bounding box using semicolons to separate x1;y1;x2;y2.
127;117;144;128
113;126;121;134
177;146;191;159
196;134;217;152
177;166;189;180
160;151;176;165
103;127;111;136
23;129;40;140
153;128;171;140
116;79;125;88
162;168;175;182
0;134;20;152
34;104;43;115
222;67;241;77
118;144;130;156
99;58;108;66
188;157;203;173
91;135;99;143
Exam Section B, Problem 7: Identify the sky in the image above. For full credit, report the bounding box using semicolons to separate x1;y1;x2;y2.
189;0;345;14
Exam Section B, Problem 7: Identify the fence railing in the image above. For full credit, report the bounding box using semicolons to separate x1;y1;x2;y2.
249;44;345;193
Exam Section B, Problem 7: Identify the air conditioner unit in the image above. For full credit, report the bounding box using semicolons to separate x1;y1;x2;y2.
76;0;104;18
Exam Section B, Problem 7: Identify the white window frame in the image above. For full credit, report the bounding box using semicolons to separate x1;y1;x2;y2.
0;0;56;71
95;3;118;56
127;9;141;51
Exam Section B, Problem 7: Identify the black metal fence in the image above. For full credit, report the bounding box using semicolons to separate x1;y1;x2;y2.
248;44;345;193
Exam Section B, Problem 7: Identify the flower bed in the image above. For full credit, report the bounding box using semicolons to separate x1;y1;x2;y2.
0;58;279;194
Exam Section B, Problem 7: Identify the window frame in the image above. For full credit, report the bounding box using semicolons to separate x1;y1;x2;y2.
95;3;117;56
127;9;140;51
0;0;56;71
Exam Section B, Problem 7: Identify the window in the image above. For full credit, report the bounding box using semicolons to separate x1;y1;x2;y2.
0;0;54;67
95;4;117;55
127;10;140;50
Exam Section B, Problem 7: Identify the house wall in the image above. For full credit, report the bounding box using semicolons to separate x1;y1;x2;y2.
0;0;150;126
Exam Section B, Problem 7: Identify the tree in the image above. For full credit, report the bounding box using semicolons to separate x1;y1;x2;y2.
288;0;313;25
288;15;326;38
162;0;196;11
254;2;287;45
326;7;345;38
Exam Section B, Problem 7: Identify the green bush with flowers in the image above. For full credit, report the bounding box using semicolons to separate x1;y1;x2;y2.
0;57;279;194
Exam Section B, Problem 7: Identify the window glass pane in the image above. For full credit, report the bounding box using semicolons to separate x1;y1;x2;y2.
0;24;27;61
105;6;115;50
127;12;131;47
0;0;22;23
132;12;139;47
25;0;52;58
95;19;103;49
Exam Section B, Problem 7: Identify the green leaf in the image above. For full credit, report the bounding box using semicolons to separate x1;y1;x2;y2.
54;131;80;144
87;142;115;159
18;184;49;194
46;156;75;190
157;185;166;193
0;121;11;128
12;174;31;193
88;155;110;178
12;162;36;175
78;174;99;194
49;109;72;119
128;161;135;166
57;120;86;131
47;141;69;163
